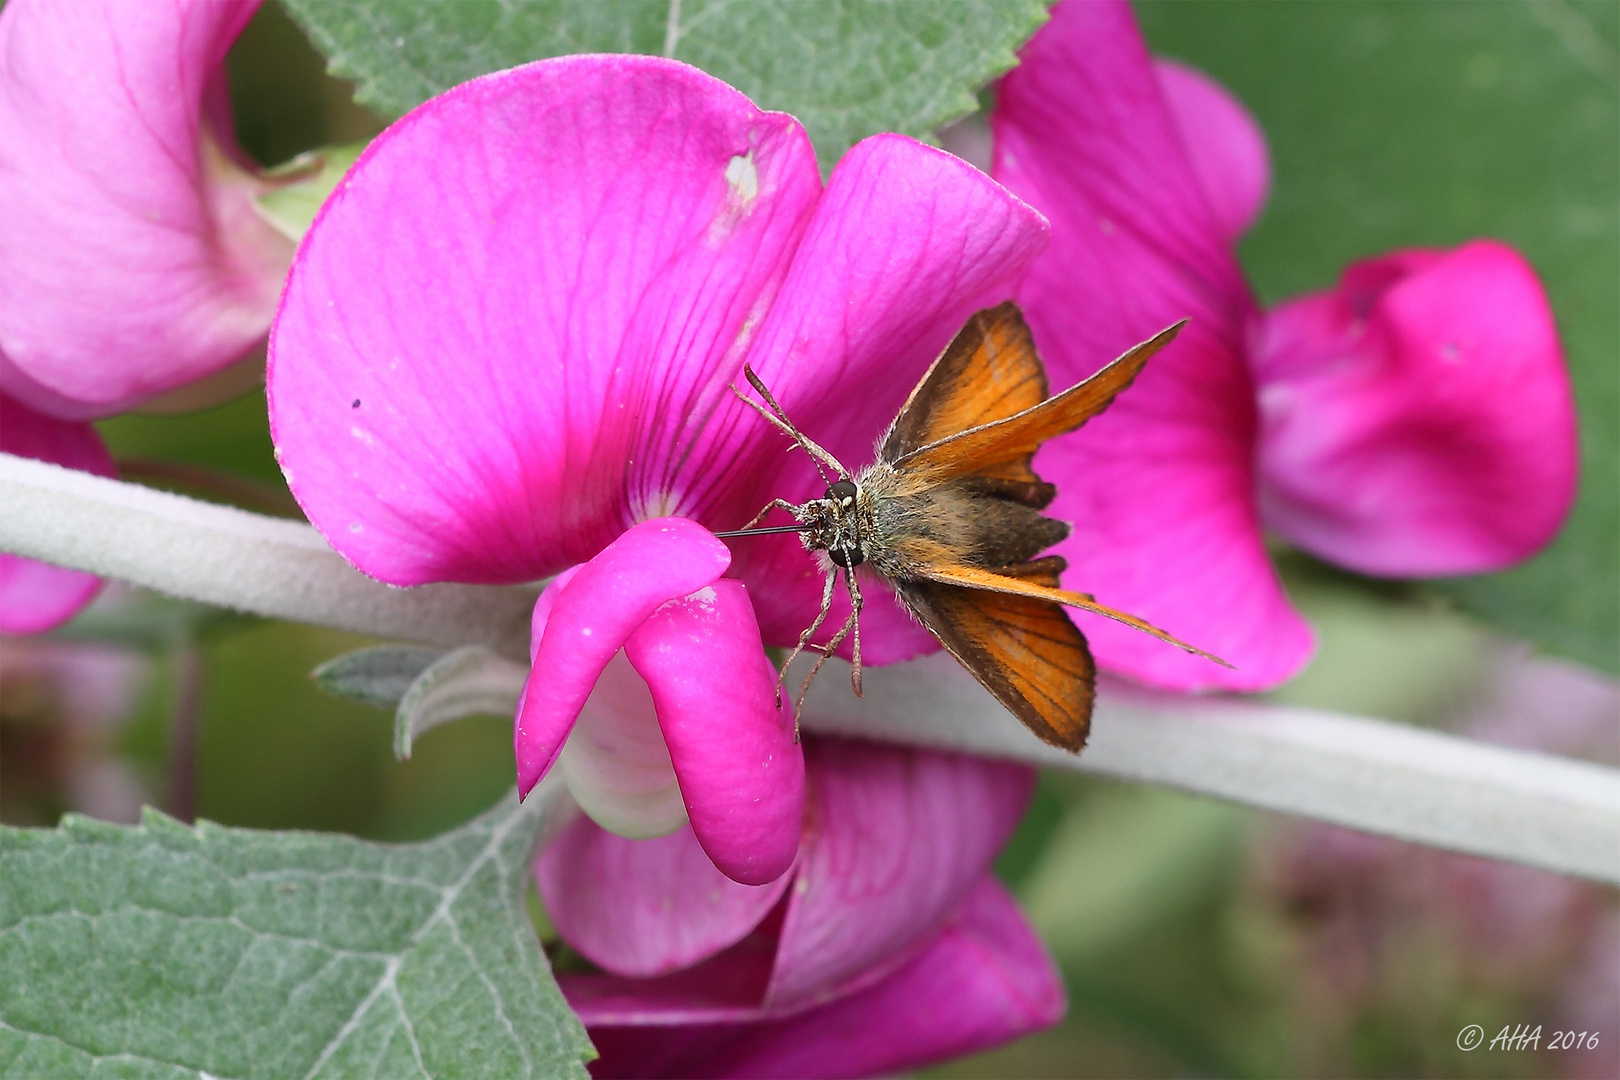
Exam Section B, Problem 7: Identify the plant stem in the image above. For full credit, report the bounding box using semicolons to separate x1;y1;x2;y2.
166;643;205;824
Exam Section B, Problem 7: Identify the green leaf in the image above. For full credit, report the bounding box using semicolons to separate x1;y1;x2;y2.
313;644;445;709
0;790;593;1079
281;0;1048;172
1139;0;1620;671
391;647;529;762
312;646;528;761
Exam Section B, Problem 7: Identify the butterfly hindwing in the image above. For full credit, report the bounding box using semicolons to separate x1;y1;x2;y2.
912;560;1232;668
899;558;1095;750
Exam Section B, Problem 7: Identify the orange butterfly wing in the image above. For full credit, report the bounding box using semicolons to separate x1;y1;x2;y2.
912;562;1232;669
879;302;1055;500
895;319;1187;483
900;558;1096;750
877;307;1220;749
882;301;1050;459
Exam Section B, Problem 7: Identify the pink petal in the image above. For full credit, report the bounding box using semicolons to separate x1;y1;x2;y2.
626;580;803;886
563;916;783;1027
514;519;730;797
580;878;1065;1080
1154;59;1271;244
0;0;291;419
0;394;114;633
992;0;1312;689
268;55;822;586
1254;241;1577;575
765;739;1034;1011
709;133;1048;661
537;815;792;979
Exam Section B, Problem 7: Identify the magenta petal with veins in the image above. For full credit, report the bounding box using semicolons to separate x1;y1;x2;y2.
571;878;1064;1080
269;55;1047;881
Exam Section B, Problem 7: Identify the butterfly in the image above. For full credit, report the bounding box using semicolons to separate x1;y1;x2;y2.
721;301;1230;751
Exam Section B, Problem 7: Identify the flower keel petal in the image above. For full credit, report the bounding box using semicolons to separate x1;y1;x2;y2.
515;518;730;797
557;652;689;840
626;579;804;886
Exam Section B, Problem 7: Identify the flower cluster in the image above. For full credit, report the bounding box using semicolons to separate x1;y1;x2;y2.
2;0;1582;1073
267;52;1076;1069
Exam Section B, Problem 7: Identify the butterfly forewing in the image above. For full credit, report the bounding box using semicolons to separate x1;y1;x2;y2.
880;302;1050;464
895;320;1187;481
899;557;1095;750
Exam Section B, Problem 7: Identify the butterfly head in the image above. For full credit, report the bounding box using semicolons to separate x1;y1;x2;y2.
798;477;871;569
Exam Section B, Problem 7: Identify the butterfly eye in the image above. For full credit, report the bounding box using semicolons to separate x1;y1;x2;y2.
826;479;858;507
828;543;864;568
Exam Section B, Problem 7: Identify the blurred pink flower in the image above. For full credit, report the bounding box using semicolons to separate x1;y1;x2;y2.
268;55;1053;884
0;0;294;632
540;736;1063;1079
0;0;292;421
990;0;1577;690
0;627;149;823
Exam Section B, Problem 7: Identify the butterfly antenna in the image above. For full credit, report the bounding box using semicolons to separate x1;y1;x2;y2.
733;366;849;487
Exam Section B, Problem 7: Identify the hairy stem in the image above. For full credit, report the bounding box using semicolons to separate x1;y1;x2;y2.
3;451;1617;883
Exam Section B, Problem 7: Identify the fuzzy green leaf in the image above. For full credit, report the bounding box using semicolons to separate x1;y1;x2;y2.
281;0;1048;172
312;644;445;709
0;791;592;1079
311;645;527;761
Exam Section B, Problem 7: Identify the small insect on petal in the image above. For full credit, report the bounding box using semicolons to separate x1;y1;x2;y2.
723;303;1226;752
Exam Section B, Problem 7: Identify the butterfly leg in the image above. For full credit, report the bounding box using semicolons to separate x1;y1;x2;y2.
737;498;802;532
793;569;864;728
776;568;838;713
843;569;864;697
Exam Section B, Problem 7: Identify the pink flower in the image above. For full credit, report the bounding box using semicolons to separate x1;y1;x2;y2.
539;734;1063;1079
990;0;1577;690
0;0;294;633
0;0;292;421
267;55;1050;884
0;627;150;821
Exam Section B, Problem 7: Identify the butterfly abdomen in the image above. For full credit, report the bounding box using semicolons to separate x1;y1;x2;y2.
861;465;1071;581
